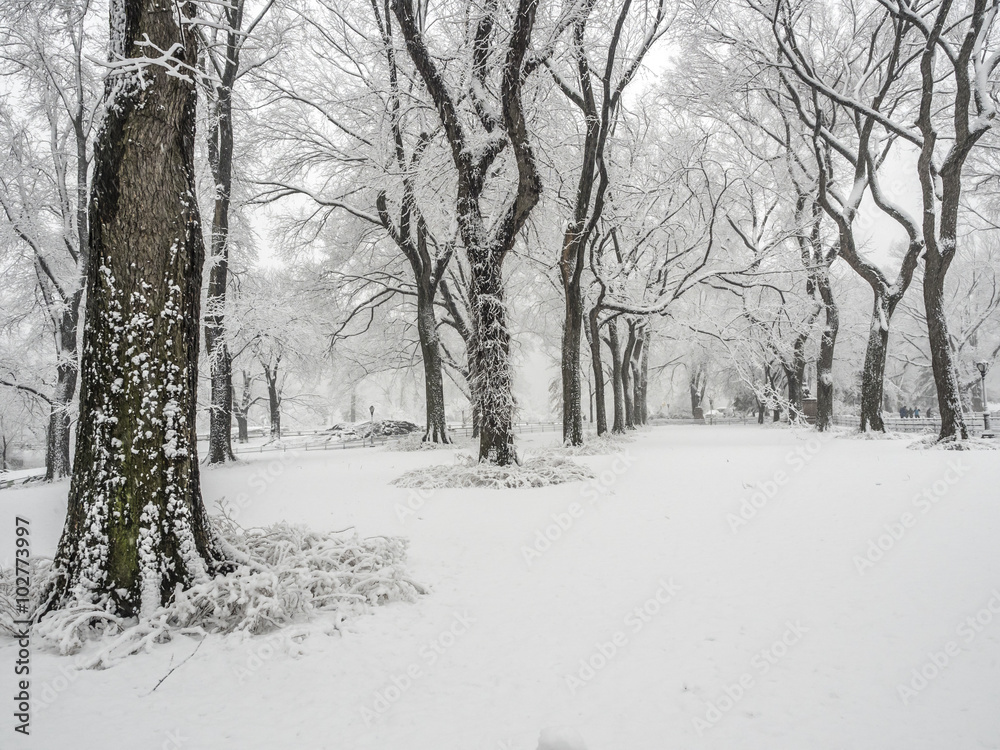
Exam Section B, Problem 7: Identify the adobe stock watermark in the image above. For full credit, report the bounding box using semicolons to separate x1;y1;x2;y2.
218;453;292;520
521;450;636;567
394;487;434;524
727;434;830;534
897;588;1000;706
564;577;681;694
159;729;188;750
232;629;308;683
853;457;970;575
692;620;809;735
32;654;91;715
358;610;475;724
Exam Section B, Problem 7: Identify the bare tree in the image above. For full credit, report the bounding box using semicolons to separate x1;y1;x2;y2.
199;0;277;464
544;0;669;445
0;0;99;479
391;0;548;464
768;0;1000;440
252;0;458;444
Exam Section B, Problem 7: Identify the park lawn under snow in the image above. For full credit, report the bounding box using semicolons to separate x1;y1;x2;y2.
2;425;1000;750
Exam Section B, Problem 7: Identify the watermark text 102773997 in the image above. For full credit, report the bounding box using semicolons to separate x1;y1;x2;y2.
13;516;31;736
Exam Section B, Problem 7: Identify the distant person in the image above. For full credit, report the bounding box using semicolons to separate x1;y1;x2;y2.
906;407;914;418
926;405;933;418
914;407;920;418
899;405;907;418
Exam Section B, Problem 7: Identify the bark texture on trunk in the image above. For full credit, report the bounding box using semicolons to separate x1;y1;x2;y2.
44;316;80;480
815;272;838;431
638;331;649;425
233;370;252;443
561;278;585;445
792;324;812;421
471;262;516;464
621;320;636;429
689;362;707;418
416;291;449;443
630;323;647;426
261;357;281;440
924;250;968;440
587;305;608;435
46;0;229;618
859;294;892;432
607;318;625;434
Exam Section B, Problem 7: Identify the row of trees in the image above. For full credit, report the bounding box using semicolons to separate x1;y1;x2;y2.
0;0;995;619
2;0;998;482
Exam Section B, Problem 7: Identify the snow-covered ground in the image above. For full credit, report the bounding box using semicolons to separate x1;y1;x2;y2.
2;425;999;750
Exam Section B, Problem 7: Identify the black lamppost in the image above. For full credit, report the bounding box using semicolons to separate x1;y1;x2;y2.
369;404;376;446
976;361;993;438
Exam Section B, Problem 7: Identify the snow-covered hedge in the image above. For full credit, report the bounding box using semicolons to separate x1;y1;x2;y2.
534;432;636;457
391;454;594;489
387;433;476;452
836;429;916;441
908;434;1000;450
0;517;424;667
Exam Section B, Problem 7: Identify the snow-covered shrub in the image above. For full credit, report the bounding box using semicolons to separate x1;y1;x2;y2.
2;517;424;667
836;429;918;441
391;454;594;489
388;433;476;452
907;434;1000;450
387;433;429;451
534;432;635;457
0;558;54;638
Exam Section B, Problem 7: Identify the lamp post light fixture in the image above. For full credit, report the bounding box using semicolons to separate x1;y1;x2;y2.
976;361;994;438
369;404;376;446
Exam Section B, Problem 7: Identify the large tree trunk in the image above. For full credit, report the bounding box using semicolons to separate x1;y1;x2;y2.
262;360;281;440
468;329;482;440
621;321;636;429
203;0;248;466
268;386;280;439
787;331;810;421
205;81;235;464
637;331;649;425
471;261;516;464
924;251;968;440
588;305;608;435
45;361;76;481
234;370;251;443
207;344;234;460
44;310;80;480
561;276;585;445
689;363;707;418
608;319;626;433
45;0;229;618
629;324;645;426
417;290;450;443
235;410;248;444
816;273;838;431
859;293;894;433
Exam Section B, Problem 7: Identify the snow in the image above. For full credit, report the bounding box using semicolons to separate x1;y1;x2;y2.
2;425;1000;749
